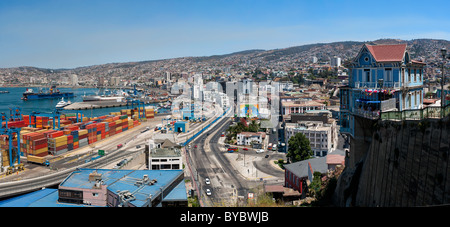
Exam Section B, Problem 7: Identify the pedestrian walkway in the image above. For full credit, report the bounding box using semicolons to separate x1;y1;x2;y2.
217;135;284;183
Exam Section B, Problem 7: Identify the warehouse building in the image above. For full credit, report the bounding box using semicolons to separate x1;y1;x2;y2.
0;168;187;207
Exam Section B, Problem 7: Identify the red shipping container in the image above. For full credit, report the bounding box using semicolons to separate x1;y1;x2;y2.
56;144;68;151
34;152;48;157
31;143;47;150
49;131;64;138
43;130;57;137
29;134;45;141
32;138;47;146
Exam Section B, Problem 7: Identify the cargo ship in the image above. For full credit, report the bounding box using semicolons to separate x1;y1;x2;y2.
22;86;74;100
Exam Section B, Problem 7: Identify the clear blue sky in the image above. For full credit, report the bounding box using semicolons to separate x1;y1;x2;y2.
1;0;449;69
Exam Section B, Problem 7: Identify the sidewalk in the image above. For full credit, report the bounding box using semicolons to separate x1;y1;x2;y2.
217;135;283;182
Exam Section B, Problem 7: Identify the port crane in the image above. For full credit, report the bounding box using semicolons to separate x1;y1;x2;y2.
0;111;23;174
126;99;146;120
28;109;83;130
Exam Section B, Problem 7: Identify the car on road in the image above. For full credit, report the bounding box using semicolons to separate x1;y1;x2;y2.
256;149;264;153
206;188;212;196
272;144;277;151
114;159;128;169
205;178;210;185
227;147;238;153
265;154;269;158
194;145;198;148
243;148;248;151
221;132;225;137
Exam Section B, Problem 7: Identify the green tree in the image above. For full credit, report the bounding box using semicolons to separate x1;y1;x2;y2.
287;133;313;162
248;120;259;132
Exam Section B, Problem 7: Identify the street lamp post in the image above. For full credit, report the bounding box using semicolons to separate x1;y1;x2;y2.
441;48;447;115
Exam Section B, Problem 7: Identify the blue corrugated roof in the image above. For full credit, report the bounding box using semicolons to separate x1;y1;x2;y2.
2;168;185;207
0;188;99;207
0;188;57;207
163;180;187;202
108;169;183;207
59;168;131;189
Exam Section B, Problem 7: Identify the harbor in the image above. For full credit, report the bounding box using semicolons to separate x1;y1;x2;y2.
0;87;171;116
63;98;170;110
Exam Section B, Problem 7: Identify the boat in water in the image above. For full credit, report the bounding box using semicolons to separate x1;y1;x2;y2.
82;89;126;102
55;97;71;108
22;86;74;100
0;90;9;94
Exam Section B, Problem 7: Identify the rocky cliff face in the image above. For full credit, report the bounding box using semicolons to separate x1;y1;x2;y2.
333;116;450;207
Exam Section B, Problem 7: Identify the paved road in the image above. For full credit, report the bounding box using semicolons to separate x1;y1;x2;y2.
189;116;246;206
187;114;286;206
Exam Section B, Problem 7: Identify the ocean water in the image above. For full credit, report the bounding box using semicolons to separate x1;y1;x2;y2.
0;87;165;118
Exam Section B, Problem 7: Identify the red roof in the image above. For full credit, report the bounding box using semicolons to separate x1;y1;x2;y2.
366;44;407;62
326;154;345;165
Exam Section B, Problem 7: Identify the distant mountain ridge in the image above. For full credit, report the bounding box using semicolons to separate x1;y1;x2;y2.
1;38;449;81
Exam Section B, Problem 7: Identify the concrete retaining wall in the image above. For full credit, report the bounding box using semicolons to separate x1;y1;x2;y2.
334;116;450;207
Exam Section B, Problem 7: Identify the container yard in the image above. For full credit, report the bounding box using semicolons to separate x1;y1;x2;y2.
0;106;156;173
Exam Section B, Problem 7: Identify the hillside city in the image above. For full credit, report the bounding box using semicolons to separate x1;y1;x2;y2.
0;37;449;208
1;39;449;91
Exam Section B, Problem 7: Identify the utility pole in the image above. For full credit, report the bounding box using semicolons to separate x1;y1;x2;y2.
441;48;446;117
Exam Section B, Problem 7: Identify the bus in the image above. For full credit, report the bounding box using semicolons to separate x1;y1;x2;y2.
227;147;238;153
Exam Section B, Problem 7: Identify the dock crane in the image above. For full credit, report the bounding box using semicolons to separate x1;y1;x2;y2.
126;99;146;120
0;112;23;175
28;109;83;130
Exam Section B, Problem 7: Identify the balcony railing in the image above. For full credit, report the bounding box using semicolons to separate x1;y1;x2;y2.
380;104;450;121
353;108;380;120
355;81;400;89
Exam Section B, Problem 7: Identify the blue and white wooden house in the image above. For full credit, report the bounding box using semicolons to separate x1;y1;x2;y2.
339;43;426;136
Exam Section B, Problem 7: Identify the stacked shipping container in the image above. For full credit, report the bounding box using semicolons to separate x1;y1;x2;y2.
1;107;148;168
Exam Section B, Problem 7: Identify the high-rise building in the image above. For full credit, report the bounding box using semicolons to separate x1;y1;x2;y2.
111;77;120;86
69;74;78;86
331;56;341;67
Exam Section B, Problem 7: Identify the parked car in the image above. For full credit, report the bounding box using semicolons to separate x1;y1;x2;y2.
265;154;269;158
256;149;265;154
205;178;210;185
243;148;248;151
206;188;212;196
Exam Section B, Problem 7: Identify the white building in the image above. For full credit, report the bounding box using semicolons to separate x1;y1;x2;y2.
148;148;182;170
111;77;120;86
331;56;341;67
69;74;78;86
166;71;171;82
285;121;334;157
281;99;326;116
237;132;266;146
216;92;230;109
